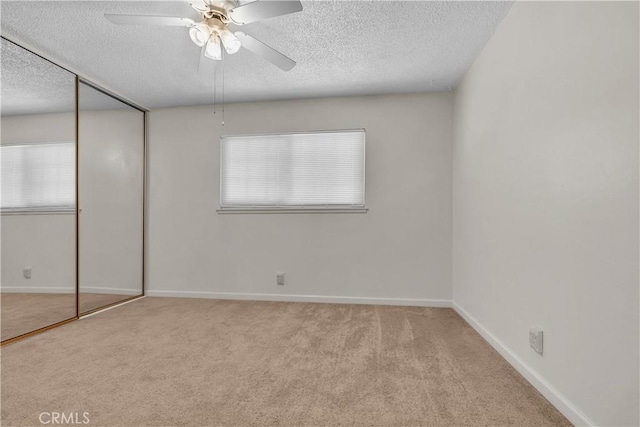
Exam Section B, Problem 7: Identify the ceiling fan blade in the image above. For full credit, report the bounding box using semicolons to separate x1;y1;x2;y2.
105;14;195;27
229;0;303;25
189;0;208;13
235;31;296;71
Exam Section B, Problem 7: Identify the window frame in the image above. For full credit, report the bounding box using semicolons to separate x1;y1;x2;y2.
218;129;367;214
0;140;76;215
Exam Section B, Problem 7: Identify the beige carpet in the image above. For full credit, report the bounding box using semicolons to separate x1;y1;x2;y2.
1;297;570;426
1;293;137;341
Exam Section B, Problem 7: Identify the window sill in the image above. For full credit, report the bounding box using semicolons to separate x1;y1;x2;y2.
1;209;75;216
217;207;368;214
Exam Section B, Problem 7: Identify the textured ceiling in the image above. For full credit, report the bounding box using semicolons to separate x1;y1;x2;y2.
0;38;75;116
1;0;512;112
0;39;134;115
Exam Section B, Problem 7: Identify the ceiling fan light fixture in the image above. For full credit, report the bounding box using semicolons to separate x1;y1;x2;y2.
219;29;242;54
204;35;222;60
189;23;211;47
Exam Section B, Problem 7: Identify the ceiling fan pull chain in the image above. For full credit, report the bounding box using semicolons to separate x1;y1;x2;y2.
213;56;218;119
222;50;225;127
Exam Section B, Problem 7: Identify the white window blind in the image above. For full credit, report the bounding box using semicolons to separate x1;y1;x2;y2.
220;130;365;209
0;142;75;212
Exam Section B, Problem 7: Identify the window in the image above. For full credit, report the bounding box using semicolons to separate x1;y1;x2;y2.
220;130;365;211
0;142;75;212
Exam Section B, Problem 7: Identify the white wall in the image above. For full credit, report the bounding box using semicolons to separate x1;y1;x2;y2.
147;93;453;304
452;2;639;426
1;113;76;292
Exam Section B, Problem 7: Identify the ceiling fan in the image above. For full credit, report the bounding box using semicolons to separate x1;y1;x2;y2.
105;0;302;71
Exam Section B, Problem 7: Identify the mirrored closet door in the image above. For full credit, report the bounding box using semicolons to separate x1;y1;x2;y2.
0;38;77;341
1;37;146;345
78;82;145;314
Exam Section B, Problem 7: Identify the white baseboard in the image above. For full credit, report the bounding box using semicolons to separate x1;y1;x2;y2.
452;302;594;427
81;287;140;296
0;286;74;294
145;290;452;307
0;286;139;296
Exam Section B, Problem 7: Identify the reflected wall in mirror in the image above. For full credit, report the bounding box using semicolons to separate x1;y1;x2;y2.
78;82;144;313
0;38;77;341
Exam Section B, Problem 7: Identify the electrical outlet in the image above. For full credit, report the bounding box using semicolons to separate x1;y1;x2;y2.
23;268;32;279
529;327;543;355
276;272;285;286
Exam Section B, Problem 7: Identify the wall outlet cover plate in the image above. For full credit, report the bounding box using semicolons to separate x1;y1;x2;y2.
529;327;543;355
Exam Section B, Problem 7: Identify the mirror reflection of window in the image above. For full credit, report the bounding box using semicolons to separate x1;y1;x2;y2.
1;142;75;212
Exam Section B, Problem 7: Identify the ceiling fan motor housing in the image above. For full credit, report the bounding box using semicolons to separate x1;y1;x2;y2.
203;4;231;22
206;16;227;33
